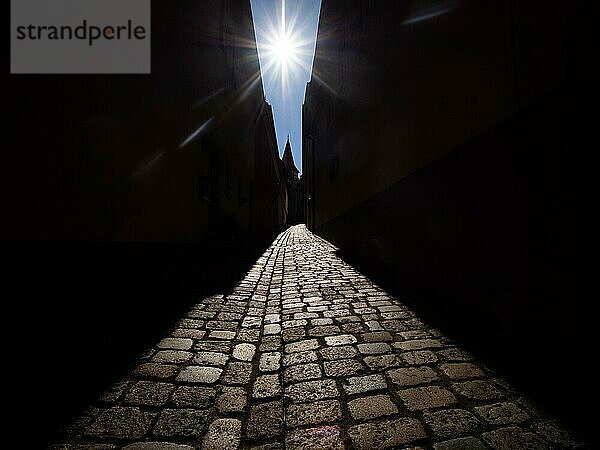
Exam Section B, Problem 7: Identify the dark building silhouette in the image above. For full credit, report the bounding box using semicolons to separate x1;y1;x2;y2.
253;103;289;236
297;174;306;225
6;0;285;242
4;1;286;444
304;0;593;437
281;138;303;224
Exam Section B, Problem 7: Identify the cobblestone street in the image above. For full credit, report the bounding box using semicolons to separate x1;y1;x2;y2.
53;225;585;449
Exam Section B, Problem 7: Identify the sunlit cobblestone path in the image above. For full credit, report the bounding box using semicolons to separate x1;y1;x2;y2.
54;225;585;449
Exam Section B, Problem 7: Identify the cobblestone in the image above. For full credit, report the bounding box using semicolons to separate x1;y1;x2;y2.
247;400;284;439
217;386;247;413
253;374;282;399
482;426;551;449
176;366;223;384
285;339;319;353
85;407;154;439
398;386;457;410
348;418;426;448
324;359;364;377
433;437;487;450
123;444;194;450
388;367;438;386
440;362;485;380
201;418;241;450
320;346;357;360
451;380;505;400
196;341;231;353
153;409;209;438
396;338;443;350
157;338;193;351
361;331;393;342
56;225;584;448
233;343;256;362
401;350;438;365
152;350;193;364
324;335;356;346
284;363;322;383
99;381;129;403
285;379;339;403
283;350;318;366
343;374;387;395
285;425;344;450
286;400;342;427
531;420;586;448
348;395;399;420
239;328;261;341
209;330;236;340
194;352;229;367
357;342;391;354
474;401;530;425
436;348;474;361
124;381;174;406
133;363;178;379
362;354;402;371
423;409;481;438
222;361;252;385
171;386;217;408
259;352;281;372
260;336;282;351
264;324;281;335
282;328;306;343
308;325;341;336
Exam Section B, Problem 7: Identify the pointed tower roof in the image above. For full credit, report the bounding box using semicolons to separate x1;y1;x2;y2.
282;137;299;173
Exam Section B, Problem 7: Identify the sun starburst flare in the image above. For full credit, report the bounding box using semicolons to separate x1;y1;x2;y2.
255;0;316;93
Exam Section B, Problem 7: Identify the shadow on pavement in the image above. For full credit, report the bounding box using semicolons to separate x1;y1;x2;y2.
335;247;593;444
5;229;284;448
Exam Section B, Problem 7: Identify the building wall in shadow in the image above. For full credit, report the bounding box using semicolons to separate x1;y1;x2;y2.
4;1;287;446
305;0;565;229
253;102;289;236
5;0;285;242
304;0;593;438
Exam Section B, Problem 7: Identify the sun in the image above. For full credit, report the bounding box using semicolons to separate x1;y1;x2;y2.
271;32;298;68
273;35;292;65
256;0;306;81
261;28;302;83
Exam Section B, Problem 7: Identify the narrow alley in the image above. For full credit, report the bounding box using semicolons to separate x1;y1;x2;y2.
6;0;595;447
52;225;584;449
